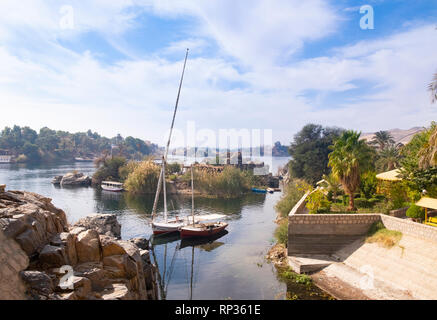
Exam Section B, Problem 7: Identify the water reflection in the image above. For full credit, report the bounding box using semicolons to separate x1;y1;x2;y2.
151;231;229;300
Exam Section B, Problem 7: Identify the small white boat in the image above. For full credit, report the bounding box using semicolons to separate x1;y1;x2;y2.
101;181;124;192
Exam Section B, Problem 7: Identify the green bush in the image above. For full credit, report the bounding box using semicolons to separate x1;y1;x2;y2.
93;157;127;183
380;181;409;210
167;162;182;175
279;268;312;286
119;161;139;181
275;179;312;218
188;166;254;198
406;204;425;221
354;198;372;208
360;172;377;199
368;197;381;205
342;195;349;206
306;190;331;214
124;160;160;194
274;220;288;246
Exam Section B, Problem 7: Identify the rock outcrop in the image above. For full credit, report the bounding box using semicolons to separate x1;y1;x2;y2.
52;172;92;186
74;214;121;239
0;188;158;300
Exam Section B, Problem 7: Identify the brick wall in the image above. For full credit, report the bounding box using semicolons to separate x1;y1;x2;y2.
381;214;437;242
0;229;29;300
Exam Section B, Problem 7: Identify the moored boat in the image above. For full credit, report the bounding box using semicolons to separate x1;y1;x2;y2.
101;181;124;192
152;219;185;235
180;222;228;239
252;187;267;193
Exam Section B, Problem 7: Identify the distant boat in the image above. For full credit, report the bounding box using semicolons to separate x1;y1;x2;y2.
101;181;124;192
252;188;267;194
75;157;94;162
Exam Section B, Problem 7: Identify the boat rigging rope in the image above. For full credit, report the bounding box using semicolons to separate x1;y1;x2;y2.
152;49;189;219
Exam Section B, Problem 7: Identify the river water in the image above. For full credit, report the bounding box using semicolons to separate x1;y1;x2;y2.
0;157;328;300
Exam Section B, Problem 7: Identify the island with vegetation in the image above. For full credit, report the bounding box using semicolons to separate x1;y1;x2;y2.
0;125;159;163
92;156;271;198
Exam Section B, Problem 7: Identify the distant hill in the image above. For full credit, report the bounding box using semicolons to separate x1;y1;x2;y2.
361;127;425;145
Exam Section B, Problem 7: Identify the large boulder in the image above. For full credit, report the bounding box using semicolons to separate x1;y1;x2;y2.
74;214;121;239
100;235;127;257
50;232;77;266
74;262;108;292
20;270;55;298
59;172;91;186
70;276;92;299
102;283;132;300
39;245;67;268
51;176;62;185
75;229;101;263
129;237;149;250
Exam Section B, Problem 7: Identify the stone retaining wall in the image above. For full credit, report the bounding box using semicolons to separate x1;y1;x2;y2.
388;207;408;218
288;214;380;255
288;193;437;257
381;214;437;242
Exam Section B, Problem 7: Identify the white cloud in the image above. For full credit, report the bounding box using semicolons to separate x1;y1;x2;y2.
142;0;340;67
0;1;436;147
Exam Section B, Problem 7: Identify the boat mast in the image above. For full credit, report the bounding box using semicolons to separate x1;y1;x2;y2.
190;245;194;300
152;49;189;220
162;156;168;222
191;165;195;226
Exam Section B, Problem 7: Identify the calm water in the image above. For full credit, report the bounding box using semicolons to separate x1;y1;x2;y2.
0;157;320;300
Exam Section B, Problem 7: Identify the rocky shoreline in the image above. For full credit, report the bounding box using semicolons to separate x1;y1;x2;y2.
0;186;158;300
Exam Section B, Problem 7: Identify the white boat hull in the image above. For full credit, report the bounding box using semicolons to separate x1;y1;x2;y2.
101;185;123;192
152;220;185;235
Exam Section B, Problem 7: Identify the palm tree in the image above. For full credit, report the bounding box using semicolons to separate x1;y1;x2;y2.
376;145;401;172
320;173;342;200
418;126;437;169
429;72;437;104
369;131;395;150
328;131;373;211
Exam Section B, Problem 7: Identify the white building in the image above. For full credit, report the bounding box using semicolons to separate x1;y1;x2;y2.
0;155;12;163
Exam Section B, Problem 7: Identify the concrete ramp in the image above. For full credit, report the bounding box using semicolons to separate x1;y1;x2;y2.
333;234;437;300
288;255;338;274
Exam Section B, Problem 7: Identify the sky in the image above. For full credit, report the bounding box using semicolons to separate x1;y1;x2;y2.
0;0;436;147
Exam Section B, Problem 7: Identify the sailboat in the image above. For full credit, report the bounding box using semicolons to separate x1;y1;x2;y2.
180;165;228;238
151;49;189;235
150;49;227;235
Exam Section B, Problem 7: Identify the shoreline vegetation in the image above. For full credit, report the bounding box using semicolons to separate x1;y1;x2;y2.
0;125;158;164
92;156;269;198
275;121;437;220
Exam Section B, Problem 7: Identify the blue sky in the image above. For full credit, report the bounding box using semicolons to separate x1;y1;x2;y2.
0;0;436;147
